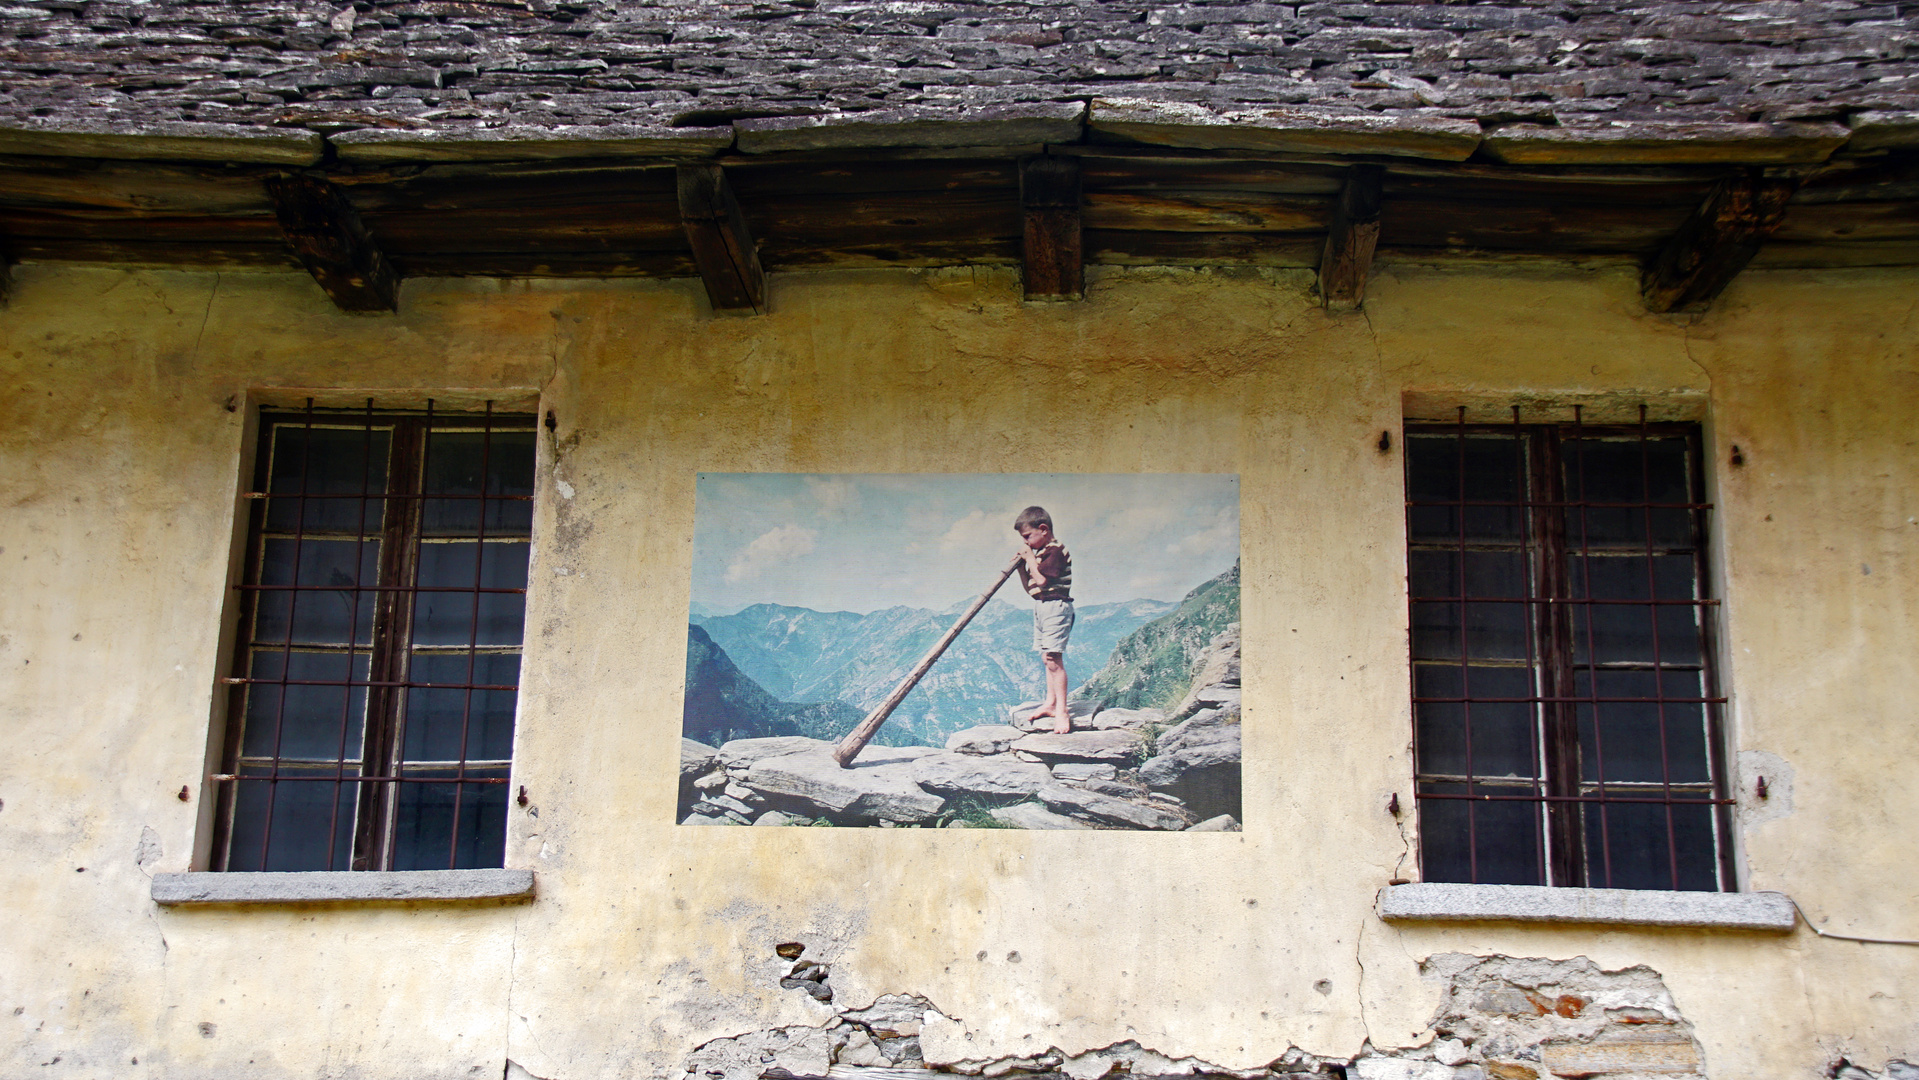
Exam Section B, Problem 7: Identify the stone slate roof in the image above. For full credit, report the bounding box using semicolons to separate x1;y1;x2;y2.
0;0;1915;148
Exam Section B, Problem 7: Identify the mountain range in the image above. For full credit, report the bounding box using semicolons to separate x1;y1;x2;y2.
1075;561;1242;712
688;595;1181;747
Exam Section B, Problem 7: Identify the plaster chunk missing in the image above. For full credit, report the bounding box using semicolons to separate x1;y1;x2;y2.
1351;954;1708;1079
694;957;1708;1080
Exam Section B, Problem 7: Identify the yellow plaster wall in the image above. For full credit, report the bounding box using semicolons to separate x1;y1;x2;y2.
0;261;1912;1080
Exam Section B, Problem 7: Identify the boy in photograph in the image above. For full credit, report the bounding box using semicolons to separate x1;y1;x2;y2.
1013;505;1075;734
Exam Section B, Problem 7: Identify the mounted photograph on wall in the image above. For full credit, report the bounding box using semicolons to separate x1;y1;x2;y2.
679;473;1242;831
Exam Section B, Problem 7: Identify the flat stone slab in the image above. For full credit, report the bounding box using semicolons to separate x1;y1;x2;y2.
152;869;535;906
744;748;946;823
989;802;1094;830
1090;98;1482;161
1141;730;1241;789
331;123;734;162
718;736;833;769
735;102;1083;153
1038;782;1188;831
1377;883;1797;931
945;724;1025;756
1085;707;1164;731
1011;729;1145;765
1848;111;1919;152
1051;763;1118;782
1009;699;1099;733
911;752;1054;798
0;119;325;165
1186;814;1242;832
682;737;719;779
1480;121;1849;165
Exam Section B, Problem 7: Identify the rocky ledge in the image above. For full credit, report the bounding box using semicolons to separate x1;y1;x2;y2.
679;625;1242;831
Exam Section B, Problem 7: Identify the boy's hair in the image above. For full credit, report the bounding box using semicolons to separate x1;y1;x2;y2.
1013;505;1053;533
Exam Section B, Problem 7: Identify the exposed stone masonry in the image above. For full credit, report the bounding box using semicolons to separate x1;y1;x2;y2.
683;954;1760;1080
0;1;1914;142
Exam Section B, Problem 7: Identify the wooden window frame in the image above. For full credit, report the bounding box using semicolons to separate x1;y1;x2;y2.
211;401;535;872
1404;409;1737;892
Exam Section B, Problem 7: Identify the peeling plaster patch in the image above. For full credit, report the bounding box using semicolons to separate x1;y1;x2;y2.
692;957;1709;1080
1361;953;1707;1080
134;826;162;871
688;995;1342;1080
1834;1058;1919;1080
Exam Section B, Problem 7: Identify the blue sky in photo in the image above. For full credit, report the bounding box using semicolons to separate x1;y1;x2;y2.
690;473;1240;615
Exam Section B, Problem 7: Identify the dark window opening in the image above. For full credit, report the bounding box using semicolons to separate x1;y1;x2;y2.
213;402;535;872
1404;408;1734;891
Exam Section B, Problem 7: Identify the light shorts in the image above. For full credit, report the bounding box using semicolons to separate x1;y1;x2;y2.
1032;598;1076;655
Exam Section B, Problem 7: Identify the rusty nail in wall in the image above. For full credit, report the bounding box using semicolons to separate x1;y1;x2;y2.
1756;776;1768;799
178;786;191;801
1388;792;1401;816
1731;444;1745;466
1377;430;1392;453
517;785;529;807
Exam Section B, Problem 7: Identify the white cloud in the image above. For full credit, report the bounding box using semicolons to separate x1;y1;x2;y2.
1165;503;1239;561
803;476;857;512
724;525;820;584
937;507;1019;559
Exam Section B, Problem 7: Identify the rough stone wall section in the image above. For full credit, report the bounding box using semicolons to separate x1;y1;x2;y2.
682;954;1756;1080
0;1;1913;141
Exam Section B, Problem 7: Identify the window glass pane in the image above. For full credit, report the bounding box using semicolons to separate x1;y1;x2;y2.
225;765;359;872
403;653;521;763
1570;554;1702;665
422;430;536;536
240;650;370;761
1405;434;1528;543
1582;800;1714;891
391;768;509;871
1408;548;1528;600
1574;670;1711;784
412;541;531;647
1561;437;1692;549
1414;664;1537;779
1418;781;1543;886
1411;599;1529;661
265;425;390;534
253;538;379;646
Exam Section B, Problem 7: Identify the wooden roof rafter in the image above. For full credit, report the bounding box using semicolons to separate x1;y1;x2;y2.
0;123;1913;314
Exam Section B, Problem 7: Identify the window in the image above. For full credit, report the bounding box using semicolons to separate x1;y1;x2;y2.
1403;409;1733;891
212;403;535;872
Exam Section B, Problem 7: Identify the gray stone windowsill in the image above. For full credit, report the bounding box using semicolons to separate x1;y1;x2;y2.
152;869;535;907
1378;882;1796;931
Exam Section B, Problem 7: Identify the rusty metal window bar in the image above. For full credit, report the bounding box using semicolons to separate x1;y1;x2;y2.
1404;407;1734;891
212;401;536;872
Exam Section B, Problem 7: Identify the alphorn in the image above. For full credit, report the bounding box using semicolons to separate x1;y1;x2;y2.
832;553;1025;767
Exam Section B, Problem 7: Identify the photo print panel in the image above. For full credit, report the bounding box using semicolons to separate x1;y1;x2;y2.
679;474;1242;830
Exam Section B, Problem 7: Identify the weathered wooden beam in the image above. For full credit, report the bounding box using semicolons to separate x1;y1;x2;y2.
264;173;399;313
677;164;765;313
1642;170;1799;313
1319;164;1385;310
1020;155;1082;300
